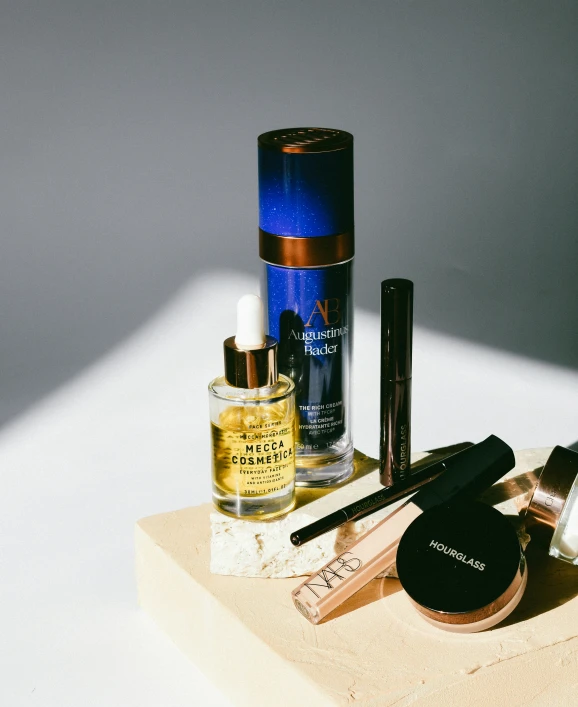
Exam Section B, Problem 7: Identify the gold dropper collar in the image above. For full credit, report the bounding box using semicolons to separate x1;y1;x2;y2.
224;336;278;388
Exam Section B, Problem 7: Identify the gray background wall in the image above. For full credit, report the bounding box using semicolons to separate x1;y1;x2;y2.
1;0;577;426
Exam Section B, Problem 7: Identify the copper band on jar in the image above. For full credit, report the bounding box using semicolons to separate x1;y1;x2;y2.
259;229;354;268
525;446;578;547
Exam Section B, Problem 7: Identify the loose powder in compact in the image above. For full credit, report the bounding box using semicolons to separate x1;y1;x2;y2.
396;501;526;633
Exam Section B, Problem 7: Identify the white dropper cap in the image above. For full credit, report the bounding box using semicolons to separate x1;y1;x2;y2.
235;294;266;350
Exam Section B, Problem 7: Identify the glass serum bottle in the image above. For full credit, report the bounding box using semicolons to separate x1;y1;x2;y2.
209;294;296;520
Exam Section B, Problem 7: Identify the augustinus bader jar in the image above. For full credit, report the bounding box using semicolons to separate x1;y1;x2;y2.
209;295;296;520
258;128;354;487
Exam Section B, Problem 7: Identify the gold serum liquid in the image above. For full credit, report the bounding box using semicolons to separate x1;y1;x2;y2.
209;377;296;519
208;294;296;520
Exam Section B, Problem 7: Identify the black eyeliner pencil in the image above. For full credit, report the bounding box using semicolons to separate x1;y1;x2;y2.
289;442;473;547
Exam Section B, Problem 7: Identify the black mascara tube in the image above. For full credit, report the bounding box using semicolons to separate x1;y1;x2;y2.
380;279;413;487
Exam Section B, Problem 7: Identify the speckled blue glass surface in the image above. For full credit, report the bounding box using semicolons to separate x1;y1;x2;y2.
258;149;353;236
263;262;352;450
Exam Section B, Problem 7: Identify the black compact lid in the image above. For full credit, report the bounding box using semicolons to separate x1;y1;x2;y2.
397;502;523;620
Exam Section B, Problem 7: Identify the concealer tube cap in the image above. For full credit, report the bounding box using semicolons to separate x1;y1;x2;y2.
413;435;515;512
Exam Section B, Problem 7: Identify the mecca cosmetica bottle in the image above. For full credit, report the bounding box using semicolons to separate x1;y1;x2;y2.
209;295;296;520
258;128;354;487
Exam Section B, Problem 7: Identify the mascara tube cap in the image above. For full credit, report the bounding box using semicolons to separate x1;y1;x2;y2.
381;279;413;382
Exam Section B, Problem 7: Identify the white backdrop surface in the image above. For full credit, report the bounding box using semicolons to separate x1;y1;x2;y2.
1;271;578;706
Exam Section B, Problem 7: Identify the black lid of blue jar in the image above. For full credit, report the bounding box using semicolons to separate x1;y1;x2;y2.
258;128;354;238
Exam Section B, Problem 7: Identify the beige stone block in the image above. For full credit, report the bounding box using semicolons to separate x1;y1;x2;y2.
135;449;578;706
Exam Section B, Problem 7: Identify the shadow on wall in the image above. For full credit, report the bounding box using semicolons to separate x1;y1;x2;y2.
1;1;577;428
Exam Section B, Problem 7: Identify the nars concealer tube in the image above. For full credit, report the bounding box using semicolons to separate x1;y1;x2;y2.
292;435;515;624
